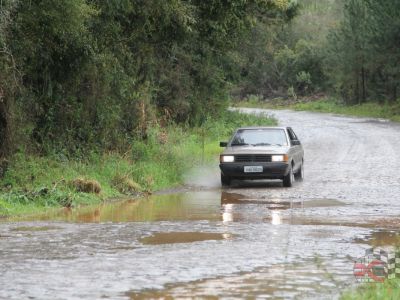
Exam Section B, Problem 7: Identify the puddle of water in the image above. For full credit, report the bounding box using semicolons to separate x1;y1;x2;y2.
139;232;233;245
302;199;345;207
8;191;348;226
109;246;137;251
354;230;400;247
221;192;345;209
10;192;222;223
10;225;61;232
127;259;352;299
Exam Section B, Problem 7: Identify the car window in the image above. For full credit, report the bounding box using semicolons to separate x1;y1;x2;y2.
231;129;289;146
287;128;298;141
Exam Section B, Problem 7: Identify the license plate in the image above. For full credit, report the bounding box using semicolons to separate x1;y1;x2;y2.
244;166;263;173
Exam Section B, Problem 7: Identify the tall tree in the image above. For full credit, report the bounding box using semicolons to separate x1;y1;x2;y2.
0;0;20;157
0;0;294;155
365;0;400;102
327;0;370;104
326;0;400;104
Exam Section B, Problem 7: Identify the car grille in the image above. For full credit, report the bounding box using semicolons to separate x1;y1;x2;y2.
235;154;272;162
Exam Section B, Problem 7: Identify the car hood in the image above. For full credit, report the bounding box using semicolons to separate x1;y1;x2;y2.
222;145;290;155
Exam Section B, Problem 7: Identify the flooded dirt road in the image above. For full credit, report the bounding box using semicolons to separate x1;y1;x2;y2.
1;109;400;299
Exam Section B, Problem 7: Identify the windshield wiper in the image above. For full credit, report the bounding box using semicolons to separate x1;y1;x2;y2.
231;143;249;146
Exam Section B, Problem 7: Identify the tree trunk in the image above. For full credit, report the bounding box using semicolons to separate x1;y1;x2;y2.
392;75;397;103
361;67;366;102
0;97;10;158
355;71;360;105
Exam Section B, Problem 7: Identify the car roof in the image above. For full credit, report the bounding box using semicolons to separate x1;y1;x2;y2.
235;126;288;130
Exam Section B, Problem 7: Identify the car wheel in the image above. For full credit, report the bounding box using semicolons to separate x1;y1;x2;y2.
221;174;231;187
283;164;294;187
294;161;304;181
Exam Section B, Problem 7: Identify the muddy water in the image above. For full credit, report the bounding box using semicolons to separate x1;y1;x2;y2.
139;232;234;245
127;261;350;299
11;191;347;224
11;192;222;223
2;109;400;299
1;191;399;299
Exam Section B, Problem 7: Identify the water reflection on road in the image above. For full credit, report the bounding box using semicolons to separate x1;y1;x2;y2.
2;190;399;299
3;106;400;299
10;191;347;225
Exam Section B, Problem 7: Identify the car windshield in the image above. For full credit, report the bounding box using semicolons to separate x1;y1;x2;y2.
230;129;288;146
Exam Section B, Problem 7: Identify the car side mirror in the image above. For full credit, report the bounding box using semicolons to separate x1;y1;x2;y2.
291;140;301;146
220;141;228;147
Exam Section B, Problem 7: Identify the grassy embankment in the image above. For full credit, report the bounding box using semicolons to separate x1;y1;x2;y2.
0;110;276;217
340;279;400;300
235;96;400;122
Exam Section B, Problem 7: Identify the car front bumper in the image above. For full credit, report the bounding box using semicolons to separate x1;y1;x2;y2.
219;162;290;179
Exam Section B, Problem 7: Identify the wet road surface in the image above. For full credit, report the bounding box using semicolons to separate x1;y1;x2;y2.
1;109;400;299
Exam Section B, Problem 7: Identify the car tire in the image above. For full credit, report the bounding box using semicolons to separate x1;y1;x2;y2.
283;164;294;187
294;161;304;181
221;174;231;187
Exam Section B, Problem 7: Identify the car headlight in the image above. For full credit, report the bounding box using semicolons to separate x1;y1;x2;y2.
272;155;288;162
220;155;234;162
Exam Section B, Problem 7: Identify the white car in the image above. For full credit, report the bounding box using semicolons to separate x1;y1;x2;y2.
219;126;304;187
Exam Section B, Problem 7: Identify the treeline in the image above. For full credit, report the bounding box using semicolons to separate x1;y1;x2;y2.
0;0;295;157
328;0;400;104
234;0;343;99
1;0;399;159
236;0;400;105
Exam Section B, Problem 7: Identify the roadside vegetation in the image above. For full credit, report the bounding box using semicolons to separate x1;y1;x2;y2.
293;99;400;122
341;279;400;300
0;0;289;216
0;110;275;216
233;0;400;122
235;96;400;122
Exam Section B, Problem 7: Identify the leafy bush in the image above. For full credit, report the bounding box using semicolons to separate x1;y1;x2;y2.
0;110;276;216
0;0;290;157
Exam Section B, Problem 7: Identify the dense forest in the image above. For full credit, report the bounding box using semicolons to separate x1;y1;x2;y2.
237;0;400;104
0;0;295;158
1;0;399;159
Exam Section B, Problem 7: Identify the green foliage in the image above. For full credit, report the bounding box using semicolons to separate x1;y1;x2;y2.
296;71;312;90
292;98;400;122
274;39;324;94
0;0;291;157
341;279;400;300
235;96;400;123
327;0;400;104
235;0;400;117
0;0;287;215
0;110;276;216
0;0;20;156
234;1;328;99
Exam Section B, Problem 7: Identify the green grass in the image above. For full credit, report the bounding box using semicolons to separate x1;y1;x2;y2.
234;97;400;122
293;99;400;122
341;279;400;300
0;110;276;217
